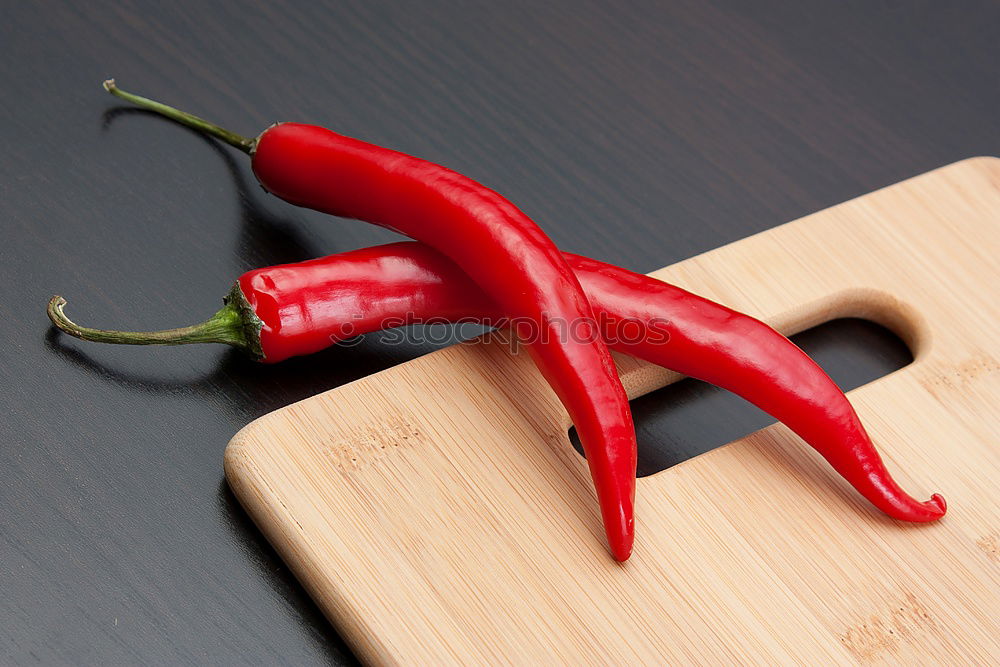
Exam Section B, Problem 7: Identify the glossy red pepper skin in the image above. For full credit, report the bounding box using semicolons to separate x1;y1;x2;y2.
96;82;945;543
240;242;945;523
250;124;636;560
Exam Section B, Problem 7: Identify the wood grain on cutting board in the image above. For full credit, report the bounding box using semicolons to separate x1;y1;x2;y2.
225;157;999;665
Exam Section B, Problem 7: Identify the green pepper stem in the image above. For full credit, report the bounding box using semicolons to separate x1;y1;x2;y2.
47;283;264;359
103;79;256;154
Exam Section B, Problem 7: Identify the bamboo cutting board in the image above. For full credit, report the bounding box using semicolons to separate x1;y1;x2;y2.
225;157;1000;665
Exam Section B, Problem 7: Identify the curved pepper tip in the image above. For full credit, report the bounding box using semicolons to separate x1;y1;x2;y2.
907;492;947;523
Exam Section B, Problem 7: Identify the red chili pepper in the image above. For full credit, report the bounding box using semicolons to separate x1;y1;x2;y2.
102;80;637;560
48;242;946;523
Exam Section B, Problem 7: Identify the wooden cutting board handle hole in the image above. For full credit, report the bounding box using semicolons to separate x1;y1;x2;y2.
568;287;925;477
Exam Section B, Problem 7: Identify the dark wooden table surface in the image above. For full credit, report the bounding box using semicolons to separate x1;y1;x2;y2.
2;1;997;663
